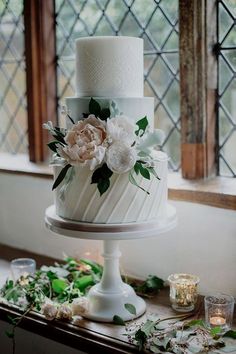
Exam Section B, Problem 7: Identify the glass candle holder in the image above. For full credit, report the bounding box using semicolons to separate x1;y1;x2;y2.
205;294;235;333
11;258;36;281
168;273;200;312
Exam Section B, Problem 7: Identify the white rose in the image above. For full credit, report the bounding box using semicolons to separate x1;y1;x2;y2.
58;115;107;170
57;304;73;321
71;297;88;316
106;142;137;174
106;115;136;146
42;302;58;321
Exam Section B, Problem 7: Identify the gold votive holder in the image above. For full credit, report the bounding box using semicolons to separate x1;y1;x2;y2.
168;273;200;312
204;294;235;333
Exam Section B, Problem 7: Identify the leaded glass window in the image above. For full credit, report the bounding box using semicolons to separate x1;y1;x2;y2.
0;0;28;154
218;0;236;177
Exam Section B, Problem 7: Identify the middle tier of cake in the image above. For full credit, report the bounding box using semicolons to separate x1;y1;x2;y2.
66;97;154;129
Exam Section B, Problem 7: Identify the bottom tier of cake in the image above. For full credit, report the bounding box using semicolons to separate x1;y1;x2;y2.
53;151;168;224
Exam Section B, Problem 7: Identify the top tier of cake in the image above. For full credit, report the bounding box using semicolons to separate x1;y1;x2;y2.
75;36;143;98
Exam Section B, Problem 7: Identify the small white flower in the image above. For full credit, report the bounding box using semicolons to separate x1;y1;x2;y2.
106;142;137;174
106;115;136;146
57;304;73;321
42;121;54;132
42;302;58;321
71;297;88;316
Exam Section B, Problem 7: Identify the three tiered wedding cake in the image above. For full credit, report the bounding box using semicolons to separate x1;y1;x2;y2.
45;36;169;224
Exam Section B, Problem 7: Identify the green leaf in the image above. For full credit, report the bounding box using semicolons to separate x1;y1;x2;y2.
113;315;125;326
139;164;150;180
91;163;113;183
145;275;164;290
5;330;14;338
89;98;101;116
7;315;17;325
124;303;137;315
210;326;222;337
99;108;110;121
184;319;205;329
91;164;113;196
47;140;63;153
74;275;95;292
52;164;72;190
97;179;110;196
135;116;148;136
129;171;150;195
52;279;68;294
80;259;103;274
134;162;140;175
223;330;236;339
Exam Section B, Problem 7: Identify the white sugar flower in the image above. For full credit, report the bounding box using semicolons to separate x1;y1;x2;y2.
42;121;54;132
71;297;88;316
57;304;73;321
106;115;136;146
42;302;58;321
137;129;165;154
106;142;137;174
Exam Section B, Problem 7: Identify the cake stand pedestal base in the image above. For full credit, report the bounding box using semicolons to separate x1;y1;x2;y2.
45;205;177;322
84;239;145;322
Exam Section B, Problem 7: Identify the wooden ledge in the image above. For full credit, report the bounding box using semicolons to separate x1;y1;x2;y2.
168;173;236;210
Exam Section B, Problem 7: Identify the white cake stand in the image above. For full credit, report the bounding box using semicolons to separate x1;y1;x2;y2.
45;204;177;322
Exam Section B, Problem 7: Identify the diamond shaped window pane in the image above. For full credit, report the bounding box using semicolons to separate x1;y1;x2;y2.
55;0;180;171
218;1;236;176
0;0;28;155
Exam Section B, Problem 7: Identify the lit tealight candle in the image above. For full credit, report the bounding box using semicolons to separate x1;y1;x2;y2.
210;316;226;326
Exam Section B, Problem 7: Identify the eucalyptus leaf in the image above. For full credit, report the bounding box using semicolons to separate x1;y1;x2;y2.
52;164;72;190
113;315;125;326
124;303;136;315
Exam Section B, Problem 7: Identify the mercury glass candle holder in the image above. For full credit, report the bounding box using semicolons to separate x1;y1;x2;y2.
11;258;36;281
168;273;200;312
204;294;235;333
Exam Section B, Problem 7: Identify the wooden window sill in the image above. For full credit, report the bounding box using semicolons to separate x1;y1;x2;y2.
0;153;236;210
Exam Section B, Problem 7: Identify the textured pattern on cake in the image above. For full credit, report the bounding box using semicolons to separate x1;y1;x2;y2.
76;39;143;98
54;153;168;224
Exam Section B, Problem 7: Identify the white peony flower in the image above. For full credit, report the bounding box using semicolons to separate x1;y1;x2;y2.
71;297;88;316
106;115;136;146
57;304;73;321
42;302;58;321
106;142;137;174
58;115;107;170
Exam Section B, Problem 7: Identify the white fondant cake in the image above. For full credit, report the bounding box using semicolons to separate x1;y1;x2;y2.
51;36;169;224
